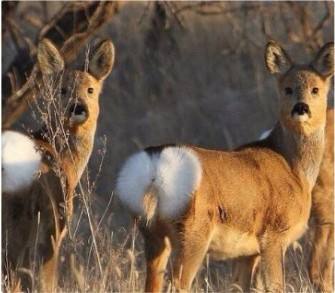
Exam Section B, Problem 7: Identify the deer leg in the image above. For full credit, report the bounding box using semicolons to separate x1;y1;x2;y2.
260;240;285;293
321;226;334;293
39;252;58;292
309;223;334;293
39;226;68;292
173;225;213;291
141;222;172;292
231;254;261;292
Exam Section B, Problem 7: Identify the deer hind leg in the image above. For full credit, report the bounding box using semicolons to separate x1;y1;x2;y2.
141;221;172;292
259;238;285;293
231;254;262;292
172;224;213;291
308;223;334;293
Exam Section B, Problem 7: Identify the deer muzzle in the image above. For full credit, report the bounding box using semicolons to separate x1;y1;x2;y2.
291;102;311;122
69;101;88;125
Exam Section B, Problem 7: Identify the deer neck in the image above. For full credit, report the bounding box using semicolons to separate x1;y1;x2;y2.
62;120;97;188
270;121;325;192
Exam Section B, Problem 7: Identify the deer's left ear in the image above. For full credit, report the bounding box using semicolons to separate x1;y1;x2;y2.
265;40;292;75
89;40;115;80
311;42;334;78
37;39;64;75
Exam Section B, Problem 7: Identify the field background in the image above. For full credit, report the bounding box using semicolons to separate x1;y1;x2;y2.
2;1;334;292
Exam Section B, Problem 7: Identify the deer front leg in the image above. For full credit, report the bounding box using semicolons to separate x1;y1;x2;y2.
39;252;58;292
260;240;285;293
309;223;334;293
39;227;68;292
141;221;172;292
231;254;261;292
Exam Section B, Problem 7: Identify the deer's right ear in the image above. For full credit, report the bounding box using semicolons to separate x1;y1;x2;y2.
89;40;115;81
311;42;334;78
265;41;292;75
37;39;64;75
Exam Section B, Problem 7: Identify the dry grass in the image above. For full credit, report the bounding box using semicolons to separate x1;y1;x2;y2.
2;1;334;292
4;198;316;292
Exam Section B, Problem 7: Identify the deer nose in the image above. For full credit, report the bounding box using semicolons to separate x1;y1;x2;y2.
69;102;87;116
291;102;310;117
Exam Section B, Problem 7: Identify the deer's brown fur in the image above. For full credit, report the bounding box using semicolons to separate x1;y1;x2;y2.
116;41;333;292
308;107;334;292
232;107;334;293
2;38;114;291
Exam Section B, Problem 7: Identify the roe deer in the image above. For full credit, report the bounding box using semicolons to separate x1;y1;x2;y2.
2;38;115;291
116;41;334;292
232;108;334;292
309;107;333;292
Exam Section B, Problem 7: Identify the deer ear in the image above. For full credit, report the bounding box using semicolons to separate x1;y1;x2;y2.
37;39;64;75
89;40;115;80
265;41;292;75
311;42;334;78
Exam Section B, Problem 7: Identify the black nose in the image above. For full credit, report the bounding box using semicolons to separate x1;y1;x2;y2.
291;102;310;116
69;103;87;116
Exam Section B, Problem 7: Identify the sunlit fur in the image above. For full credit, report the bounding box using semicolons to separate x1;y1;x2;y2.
117;41;333;292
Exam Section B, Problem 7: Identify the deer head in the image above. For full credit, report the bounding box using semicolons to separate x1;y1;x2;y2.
265;41;334;135
37;38;115;132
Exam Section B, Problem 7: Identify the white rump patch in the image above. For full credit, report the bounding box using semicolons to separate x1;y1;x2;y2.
259;128;273;140
116;146;202;220
2;131;42;193
116;151;156;216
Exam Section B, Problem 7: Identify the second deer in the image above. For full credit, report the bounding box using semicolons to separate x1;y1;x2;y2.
2;38;115;291
116;41;333;292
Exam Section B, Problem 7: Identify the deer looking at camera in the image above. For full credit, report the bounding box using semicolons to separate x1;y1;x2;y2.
2;38;115;291
232;108;333;293
116;41;333;292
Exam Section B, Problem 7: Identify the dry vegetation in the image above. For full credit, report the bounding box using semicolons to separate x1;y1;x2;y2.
2;1;334;292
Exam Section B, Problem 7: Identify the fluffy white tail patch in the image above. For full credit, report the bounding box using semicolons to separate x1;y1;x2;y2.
2;131;42;193
259;128;273;140
116;146;202;220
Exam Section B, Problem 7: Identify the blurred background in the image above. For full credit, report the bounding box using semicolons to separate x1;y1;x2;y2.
2;1;334;291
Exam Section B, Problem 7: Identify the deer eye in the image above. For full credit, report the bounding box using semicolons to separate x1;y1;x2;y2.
88;88;94;94
285;87;293;95
312;87;319;94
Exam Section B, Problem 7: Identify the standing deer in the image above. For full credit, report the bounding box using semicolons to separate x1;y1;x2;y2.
232;107;334;292
116;41;333;292
308;107;333;292
2;38;115;291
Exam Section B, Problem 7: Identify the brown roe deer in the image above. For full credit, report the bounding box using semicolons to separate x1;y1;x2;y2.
309;107;333;292
2;38;115;291
116;41;333;292
232;107;333;292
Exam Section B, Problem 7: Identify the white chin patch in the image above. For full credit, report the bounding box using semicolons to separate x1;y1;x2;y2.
70;113;87;125
292;113;309;122
2;131;42;194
